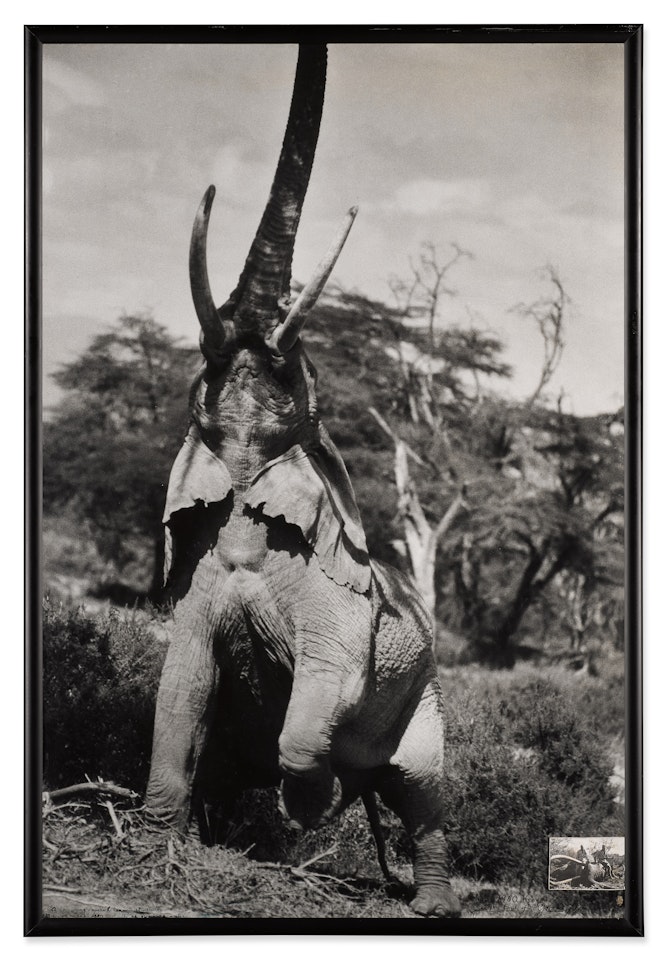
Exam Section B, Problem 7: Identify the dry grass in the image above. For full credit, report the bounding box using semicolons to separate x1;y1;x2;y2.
42;792;625;921
42;794;415;920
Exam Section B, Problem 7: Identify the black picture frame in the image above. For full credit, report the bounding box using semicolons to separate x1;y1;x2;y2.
25;23;643;937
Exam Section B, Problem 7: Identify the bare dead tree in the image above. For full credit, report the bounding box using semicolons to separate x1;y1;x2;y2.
368;406;466;635
511;265;568;409
389;242;474;350
387;242;474;427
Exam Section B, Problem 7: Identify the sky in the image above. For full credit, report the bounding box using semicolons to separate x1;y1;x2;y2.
42;41;625;415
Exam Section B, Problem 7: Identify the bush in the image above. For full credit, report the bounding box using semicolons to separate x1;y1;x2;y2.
43;599;166;791
439;668;621;885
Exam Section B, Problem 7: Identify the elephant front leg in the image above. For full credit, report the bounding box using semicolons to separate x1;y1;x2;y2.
278;631;367;829
145;617;219;832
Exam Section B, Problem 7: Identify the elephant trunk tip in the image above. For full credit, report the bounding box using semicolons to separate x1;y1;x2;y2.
203;184;216;214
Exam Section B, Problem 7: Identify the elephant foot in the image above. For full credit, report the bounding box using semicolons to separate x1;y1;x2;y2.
279;771;343;830
410;883;462;918
144;797;190;835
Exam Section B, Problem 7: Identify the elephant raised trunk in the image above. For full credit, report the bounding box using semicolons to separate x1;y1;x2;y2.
232;43;326;333
189;44;356;360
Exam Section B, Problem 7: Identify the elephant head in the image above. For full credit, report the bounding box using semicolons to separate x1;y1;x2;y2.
163;43;366;593
549;855;616;887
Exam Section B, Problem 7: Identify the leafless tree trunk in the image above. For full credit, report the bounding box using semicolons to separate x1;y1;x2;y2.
368;407;465;638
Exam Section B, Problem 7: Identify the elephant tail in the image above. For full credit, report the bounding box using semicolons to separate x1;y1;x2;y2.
362;791;395;884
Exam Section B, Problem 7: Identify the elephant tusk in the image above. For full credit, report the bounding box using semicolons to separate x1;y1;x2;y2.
190;185;227;355
267;205;358;354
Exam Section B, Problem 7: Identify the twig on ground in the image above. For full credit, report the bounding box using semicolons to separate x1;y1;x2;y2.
104;800;124;841
43;885;83;894
295;843;338;872
44;781;139;804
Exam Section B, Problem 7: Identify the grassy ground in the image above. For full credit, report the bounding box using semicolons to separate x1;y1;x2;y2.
42;791;624;921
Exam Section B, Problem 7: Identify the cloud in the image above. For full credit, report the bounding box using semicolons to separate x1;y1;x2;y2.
380;179;622;261
43;58;106;108
210;142;273;209
384;178;492;217
44;149;161;205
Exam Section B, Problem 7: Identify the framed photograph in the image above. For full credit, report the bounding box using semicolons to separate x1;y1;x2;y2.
25;25;642;935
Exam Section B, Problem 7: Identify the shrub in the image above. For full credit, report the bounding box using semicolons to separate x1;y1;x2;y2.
439;668;621;885
42;599;166;790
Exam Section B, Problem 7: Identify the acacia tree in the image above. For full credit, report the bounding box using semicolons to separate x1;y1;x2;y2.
43;313;200;599
363;250;623;666
449;400;624;665
385;242;510;429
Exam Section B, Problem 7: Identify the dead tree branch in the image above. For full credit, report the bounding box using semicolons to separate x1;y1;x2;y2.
511;265;568;409
43;782;140;805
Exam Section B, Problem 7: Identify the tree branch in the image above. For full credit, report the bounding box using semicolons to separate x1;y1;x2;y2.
367;407;427;468
43;782;140;804
432;487;468;546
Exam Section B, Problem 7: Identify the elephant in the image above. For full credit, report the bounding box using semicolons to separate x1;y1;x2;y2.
549;856;615;887
145;43;461;919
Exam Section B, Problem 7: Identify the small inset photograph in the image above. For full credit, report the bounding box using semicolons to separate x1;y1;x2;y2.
549;837;625;890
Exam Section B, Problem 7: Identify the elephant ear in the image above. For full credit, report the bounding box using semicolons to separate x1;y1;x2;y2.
162;426;233;524
245;430;370;593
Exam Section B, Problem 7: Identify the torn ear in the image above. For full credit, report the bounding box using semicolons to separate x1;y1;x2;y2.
162;426;233;524
245;433;371;593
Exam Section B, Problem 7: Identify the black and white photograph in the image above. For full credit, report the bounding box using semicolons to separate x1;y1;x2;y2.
26;25;642;934
548;837;625;891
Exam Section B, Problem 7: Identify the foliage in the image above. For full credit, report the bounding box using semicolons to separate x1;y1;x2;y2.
305;271;623;664
42;598;166;790
438;668;622;884
439;400;624;663
43;314;200;597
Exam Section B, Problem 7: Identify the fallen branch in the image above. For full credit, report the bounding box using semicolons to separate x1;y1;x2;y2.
295;843;338;872
44;782;139;804
104;800;124;841
43;885;83;894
